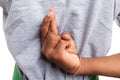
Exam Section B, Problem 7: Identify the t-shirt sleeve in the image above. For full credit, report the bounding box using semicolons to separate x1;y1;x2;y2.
0;0;7;12
0;0;4;8
116;13;120;26
0;0;2;7
115;0;120;26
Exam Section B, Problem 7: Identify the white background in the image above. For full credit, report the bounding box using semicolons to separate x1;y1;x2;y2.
0;7;120;80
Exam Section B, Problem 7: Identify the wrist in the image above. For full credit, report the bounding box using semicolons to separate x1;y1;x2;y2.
80;57;89;74
80;57;97;75
69;54;81;74
72;56;80;75
72;56;85;76
73;57;96;76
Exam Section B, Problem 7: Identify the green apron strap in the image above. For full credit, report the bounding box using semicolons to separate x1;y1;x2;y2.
90;75;99;80
12;64;22;80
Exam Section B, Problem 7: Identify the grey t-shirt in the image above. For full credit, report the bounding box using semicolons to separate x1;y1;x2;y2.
0;0;120;80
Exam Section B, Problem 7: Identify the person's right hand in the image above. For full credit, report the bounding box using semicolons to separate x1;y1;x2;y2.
40;8;81;74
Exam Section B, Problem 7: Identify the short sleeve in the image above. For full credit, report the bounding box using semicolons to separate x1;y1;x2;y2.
115;0;120;26
0;0;5;8
116;13;120;26
0;0;8;12
0;0;2;7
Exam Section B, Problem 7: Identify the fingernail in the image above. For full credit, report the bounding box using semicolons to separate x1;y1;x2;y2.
47;11;52;17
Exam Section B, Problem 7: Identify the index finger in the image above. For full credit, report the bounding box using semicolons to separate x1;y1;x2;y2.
40;11;52;43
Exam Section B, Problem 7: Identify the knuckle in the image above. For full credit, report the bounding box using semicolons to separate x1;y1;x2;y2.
42;26;48;32
43;16;50;23
57;36;61;41
42;21;49;28
47;32;54;40
42;22;48;28
43;16;48;23
60;40;64;44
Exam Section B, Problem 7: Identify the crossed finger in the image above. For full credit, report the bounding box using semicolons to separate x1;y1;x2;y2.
40;8;59;46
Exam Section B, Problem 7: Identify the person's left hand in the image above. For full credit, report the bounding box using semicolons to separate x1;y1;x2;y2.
40;8;80;74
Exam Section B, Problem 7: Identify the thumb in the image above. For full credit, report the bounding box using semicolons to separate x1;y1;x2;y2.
61;32;73;48
61;32;77;54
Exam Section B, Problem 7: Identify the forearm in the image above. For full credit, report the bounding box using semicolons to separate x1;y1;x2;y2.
79;53;120;77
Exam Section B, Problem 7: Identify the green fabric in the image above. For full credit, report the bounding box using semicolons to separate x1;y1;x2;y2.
13;65;99;80
12;65;22;80
90;75;99;80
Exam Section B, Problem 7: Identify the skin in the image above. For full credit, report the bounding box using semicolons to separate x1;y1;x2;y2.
40;8;120;77
40;8;80;74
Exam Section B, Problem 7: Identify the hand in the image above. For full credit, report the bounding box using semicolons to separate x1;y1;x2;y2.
40;8;80;74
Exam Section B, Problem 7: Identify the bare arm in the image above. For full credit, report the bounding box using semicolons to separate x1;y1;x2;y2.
79;53;120;77
41;8;120;78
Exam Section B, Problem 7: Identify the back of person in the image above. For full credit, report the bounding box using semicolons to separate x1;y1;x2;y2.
0;0;120;80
